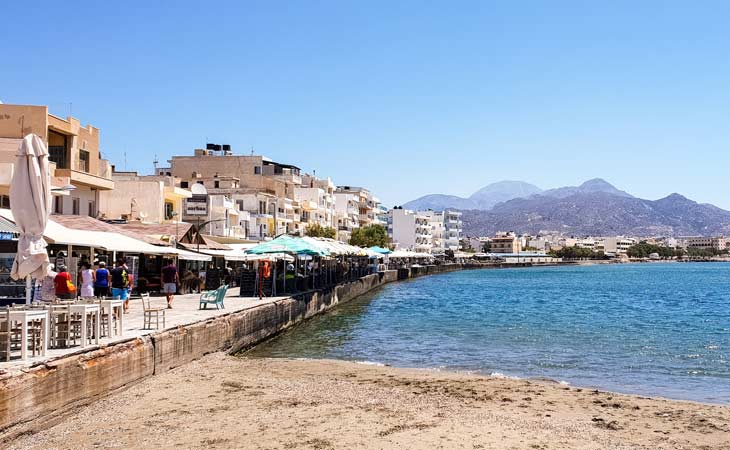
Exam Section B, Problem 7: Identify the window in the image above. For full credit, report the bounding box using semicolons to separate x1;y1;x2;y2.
53;196;63;214
0;195;9;209
78;150;90;172
180;181;189;188
254;166;261;175
72;197;80;215
48;131;68;169
88;201;96;217
165;202;174;220
197;180;203;185
214;180;220;188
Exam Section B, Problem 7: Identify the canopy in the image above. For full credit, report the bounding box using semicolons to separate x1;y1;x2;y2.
368;246;392;255
10;134;51;280
175;248;212;261
246;235;329;256
301;237;366;256
389;250;434;259
199;248;249;261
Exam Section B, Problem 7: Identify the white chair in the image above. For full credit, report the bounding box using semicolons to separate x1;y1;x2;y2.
141;293;166;330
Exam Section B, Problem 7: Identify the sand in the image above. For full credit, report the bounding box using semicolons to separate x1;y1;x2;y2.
5;353;729;450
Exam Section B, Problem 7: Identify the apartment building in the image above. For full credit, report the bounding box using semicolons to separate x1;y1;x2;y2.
98;169;192;223
296;174;337;230
335;186;379;228
490;232;522;253
423;210;462;253
170;148;302;238
0;104;114;217
334;191;360;242
388;208;433;253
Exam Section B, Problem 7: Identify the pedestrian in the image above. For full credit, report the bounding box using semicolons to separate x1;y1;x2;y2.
161;258;179;309
110;259;130;312
94;261;110;298
78;262;96;300
54;265;76;300
40;265;58;302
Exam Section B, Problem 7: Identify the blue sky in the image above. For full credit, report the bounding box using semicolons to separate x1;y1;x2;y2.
2;1;729;208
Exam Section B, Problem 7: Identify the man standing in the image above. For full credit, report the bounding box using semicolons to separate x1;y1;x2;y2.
161;259;179;309
110;259;130;312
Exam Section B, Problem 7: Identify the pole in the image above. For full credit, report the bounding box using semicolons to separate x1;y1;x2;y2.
197;216;200;253
25;275;31;305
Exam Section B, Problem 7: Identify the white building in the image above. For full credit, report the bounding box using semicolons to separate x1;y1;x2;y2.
602;237;637;255
388;208;433;253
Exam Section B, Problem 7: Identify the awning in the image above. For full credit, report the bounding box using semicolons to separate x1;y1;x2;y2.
199;248;248;261
174;248;212;261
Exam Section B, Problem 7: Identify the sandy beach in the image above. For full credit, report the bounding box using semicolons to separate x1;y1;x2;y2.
4;353;729;450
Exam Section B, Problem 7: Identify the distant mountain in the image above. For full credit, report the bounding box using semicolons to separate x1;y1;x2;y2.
401;194;478;211
541;178;633;199
402;180;541;211
469;181;543;209
461;191;730;237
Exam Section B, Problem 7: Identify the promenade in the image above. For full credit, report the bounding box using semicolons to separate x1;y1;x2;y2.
0;289;289;375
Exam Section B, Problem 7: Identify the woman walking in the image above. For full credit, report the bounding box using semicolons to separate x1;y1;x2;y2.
79;262;96;300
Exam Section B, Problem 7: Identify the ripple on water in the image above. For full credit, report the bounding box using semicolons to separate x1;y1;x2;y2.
248;263;730;404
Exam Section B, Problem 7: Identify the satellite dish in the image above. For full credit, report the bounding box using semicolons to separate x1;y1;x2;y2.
191;184;208;195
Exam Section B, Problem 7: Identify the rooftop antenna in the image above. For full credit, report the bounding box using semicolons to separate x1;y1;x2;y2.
250;145;254;156
153;154;159;172
124;151;127;171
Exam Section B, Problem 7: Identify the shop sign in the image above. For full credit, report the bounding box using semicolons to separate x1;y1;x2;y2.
185;195;208;216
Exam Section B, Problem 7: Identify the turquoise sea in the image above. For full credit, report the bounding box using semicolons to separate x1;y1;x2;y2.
249;263;730;404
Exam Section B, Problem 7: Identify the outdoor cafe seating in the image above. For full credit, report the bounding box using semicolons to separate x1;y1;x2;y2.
0;296;126;362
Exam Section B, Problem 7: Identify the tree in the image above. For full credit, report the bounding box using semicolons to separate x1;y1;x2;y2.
305;223;337;239
627;242;684;259
349;224;389;248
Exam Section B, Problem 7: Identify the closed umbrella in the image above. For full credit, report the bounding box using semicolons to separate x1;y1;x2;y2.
10;134;52;303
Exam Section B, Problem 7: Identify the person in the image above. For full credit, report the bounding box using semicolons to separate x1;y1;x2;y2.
54;265;76;300
78;262;95;300
110;259;130;312
40;265;58;302
161;259;179;309
94;261;110;298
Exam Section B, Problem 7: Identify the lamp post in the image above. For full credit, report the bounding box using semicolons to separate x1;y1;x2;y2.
194;219;224;253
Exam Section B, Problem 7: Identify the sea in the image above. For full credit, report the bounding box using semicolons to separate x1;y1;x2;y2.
248;263;730;404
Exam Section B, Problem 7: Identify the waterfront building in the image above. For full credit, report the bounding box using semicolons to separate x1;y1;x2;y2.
98;169;192;224
335;186;379;228
601;237;637;255
0;103;114;216
423;210;462;253
334;191;360;242
490;232;522;253
388;207;433;253
685;236;730;251
296;174;337;230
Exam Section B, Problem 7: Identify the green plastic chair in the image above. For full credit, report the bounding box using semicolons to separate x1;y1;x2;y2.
199;284;228;310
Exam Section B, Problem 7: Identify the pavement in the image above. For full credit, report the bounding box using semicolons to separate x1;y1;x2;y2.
0;288;290;373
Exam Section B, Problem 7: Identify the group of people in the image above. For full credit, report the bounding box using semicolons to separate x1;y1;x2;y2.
40;259;135;313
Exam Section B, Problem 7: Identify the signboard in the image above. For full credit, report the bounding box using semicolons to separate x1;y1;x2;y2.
185;194;208;216
0;232;15;241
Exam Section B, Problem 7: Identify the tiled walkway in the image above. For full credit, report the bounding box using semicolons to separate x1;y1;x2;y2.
0;288;290;374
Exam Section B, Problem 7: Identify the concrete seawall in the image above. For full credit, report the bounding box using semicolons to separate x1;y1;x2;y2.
0;264;473;437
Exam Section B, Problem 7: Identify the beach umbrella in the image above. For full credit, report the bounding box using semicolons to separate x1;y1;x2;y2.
246;235;329;256
10;134;52;303
368;245;392;255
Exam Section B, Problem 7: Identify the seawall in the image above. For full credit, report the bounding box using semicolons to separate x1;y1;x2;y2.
0;263;476;438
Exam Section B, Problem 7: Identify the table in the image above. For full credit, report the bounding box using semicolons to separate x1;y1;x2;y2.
99;299;124;337
8;309;49;361
69;304;100;348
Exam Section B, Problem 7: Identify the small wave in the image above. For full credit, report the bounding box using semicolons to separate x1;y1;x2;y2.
559;380;571;386
489;372;521;380
356;360;386;367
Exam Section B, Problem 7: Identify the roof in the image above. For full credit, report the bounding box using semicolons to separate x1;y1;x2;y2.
0;216;19;236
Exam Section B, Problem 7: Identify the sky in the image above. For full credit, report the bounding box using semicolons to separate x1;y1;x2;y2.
2;1;729;208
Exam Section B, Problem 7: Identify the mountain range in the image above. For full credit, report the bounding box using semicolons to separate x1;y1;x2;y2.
402;179;730;237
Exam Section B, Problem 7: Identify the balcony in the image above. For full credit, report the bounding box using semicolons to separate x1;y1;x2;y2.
54;168;114;190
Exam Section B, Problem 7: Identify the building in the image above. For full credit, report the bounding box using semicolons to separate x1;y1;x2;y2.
602;237;637;255
423;210;462;253
335;186;379;228
170;148;302;239
0;103;114;216
334;191;360;242
296;174;337;231
98;169;192;223
490;232;522;253
388;207;433;253
685;236;730;252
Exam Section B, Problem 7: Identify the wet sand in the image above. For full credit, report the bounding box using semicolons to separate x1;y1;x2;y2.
5;353;730;450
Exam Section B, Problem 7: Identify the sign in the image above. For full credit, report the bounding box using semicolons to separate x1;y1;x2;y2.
0;232;15;241
185;194;208;216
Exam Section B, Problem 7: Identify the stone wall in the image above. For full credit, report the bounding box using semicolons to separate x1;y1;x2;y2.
0;264;470;437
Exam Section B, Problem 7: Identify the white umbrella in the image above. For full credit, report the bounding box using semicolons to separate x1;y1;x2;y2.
10;134;52;303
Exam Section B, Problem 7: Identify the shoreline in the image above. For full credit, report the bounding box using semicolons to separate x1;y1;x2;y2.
7;353;729;450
